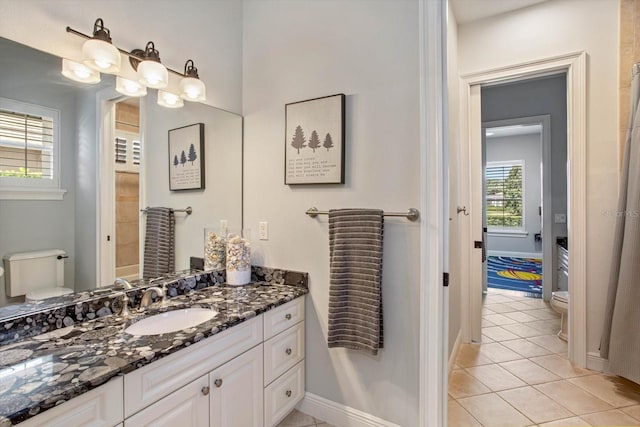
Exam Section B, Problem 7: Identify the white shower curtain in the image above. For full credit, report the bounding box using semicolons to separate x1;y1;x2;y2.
600;66;640;384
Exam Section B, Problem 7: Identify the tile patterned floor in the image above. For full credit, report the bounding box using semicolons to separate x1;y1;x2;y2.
449;289;640;427
277;409;334;427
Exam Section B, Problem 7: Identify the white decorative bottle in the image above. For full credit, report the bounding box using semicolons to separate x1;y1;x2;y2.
226;232;251;285
204;227;226;271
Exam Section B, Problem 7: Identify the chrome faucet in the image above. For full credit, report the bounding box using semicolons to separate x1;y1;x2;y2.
113;277;134;290
114;278;134;316
140;286;166;309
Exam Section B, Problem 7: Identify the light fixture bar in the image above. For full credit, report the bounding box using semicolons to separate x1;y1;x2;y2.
66;26;186;77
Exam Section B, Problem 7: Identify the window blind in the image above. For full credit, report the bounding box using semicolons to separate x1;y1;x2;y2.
486;163;523;228
132;140;141;165
115;137;127;163
0;109;54;179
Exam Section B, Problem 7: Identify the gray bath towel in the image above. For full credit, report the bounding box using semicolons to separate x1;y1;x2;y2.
327;209;384;355
143;207;175;279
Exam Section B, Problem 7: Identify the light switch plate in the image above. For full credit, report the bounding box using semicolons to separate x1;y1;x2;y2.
554;213;567;224
259;221;268;240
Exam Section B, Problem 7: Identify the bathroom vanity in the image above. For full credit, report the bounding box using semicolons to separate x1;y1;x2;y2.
0;268;308;427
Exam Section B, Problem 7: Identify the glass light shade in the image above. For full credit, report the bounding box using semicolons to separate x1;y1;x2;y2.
82;39;121;73
157;90;184;108
116;77;147;97
138;60;168;89
61;59;101;84
179;77;206;102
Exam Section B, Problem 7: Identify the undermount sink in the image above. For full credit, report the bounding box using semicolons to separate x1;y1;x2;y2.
125;308;218;336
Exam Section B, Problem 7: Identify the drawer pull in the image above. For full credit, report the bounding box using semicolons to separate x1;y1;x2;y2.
285;390;292;397
214;379;223;388
201;386;210;396
285;348;292;355
285;313;292;320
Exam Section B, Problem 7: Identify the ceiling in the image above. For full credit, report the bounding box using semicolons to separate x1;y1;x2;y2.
450;0;551;24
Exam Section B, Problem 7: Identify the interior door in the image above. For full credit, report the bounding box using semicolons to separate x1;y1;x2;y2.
469;84;483;343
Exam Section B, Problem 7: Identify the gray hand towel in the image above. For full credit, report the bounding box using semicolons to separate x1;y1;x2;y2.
143;207;176;279
327;208;384;355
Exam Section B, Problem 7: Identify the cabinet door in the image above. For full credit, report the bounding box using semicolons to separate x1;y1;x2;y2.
210;345;264;427
125;375;209;427
18;377;123;427
264;361;305;427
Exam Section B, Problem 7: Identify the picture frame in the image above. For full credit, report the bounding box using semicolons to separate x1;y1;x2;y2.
168;123;205;191
285;93;345;184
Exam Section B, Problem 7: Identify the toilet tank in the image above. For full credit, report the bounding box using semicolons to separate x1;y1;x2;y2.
3;249;66;297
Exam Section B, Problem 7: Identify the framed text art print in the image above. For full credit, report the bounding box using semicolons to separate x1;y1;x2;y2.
168;123;205;191
285;94;345;184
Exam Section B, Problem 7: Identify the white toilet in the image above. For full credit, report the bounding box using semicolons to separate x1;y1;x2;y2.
3;249;74;302
550;291;569;341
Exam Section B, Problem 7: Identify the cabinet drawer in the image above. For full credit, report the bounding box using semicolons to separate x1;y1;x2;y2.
263;297;305;340
264;361;305;427
20;377;123;427
124;316;262;418
125;375;209;427
264;321;305;385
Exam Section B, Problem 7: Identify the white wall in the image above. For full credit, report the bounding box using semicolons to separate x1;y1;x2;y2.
457;0;618;354
144;93;243;271
243;0;420;424
0;0;243;114
447;2;462;357
486;133;542;254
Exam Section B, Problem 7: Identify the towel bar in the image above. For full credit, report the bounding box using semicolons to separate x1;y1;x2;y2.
306;207;419;221
141;206;193;215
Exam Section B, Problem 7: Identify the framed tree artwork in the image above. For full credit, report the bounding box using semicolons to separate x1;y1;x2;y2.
285;94;345;184
168;123;205;191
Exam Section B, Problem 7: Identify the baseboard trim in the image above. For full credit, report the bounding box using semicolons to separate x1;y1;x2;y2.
296;392;401;427
587;351;609;373
448;329;462;377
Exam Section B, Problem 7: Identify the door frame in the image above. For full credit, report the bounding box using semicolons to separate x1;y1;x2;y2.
459;52;587;367
418;0;447;426
96;90;144;287
482;115;552;301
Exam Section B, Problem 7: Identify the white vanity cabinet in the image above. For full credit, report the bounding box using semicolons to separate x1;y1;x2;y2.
123;297;306;427
18;296;306;427
263;298;306;427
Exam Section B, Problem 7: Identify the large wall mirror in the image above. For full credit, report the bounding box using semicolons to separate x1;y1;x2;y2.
0;36;243;307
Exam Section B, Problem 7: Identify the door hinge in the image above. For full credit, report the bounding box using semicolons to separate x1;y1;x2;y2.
443;272;449;287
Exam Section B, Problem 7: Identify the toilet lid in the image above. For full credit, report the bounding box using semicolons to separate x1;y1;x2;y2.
553;291;569;303
26;287;74;301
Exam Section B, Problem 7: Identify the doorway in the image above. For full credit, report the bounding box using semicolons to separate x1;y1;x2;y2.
97;93;145;287
482;114;555;304
113;98;142;281
459;53;587;366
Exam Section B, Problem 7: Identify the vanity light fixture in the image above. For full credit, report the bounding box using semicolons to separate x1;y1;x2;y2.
179;60;206;102
157;90;184;108
65;19;207;108
81;18;121;73
136;42;169;89
61;58;101;84
116;76;147;97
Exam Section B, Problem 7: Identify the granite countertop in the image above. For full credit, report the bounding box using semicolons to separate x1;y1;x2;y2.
0;282;308;426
